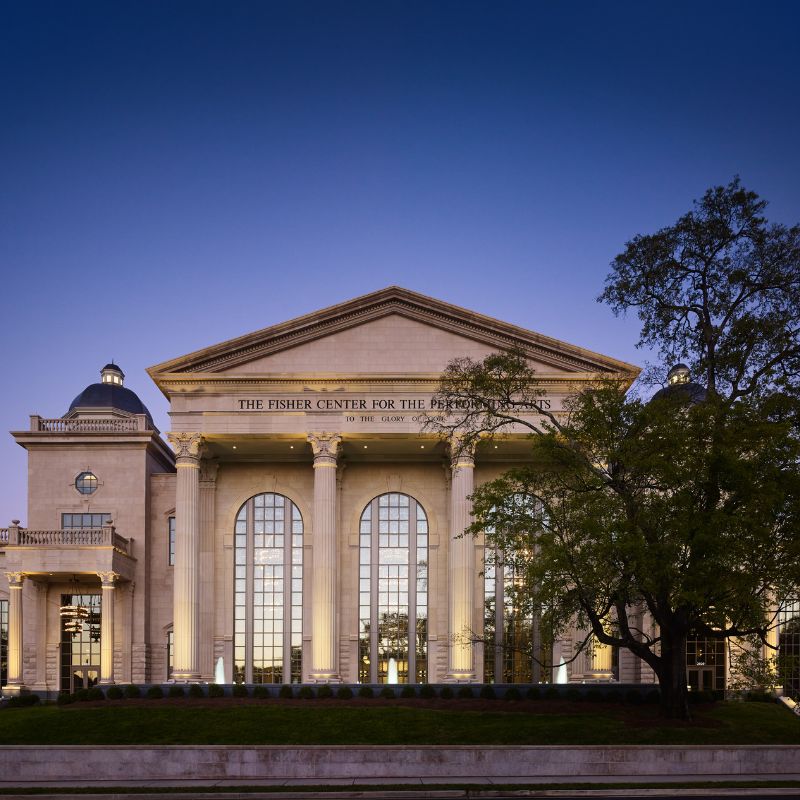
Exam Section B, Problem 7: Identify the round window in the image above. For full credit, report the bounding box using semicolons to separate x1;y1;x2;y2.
75;472;98;495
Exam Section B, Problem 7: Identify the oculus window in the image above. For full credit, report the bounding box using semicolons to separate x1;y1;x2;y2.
75;472;98;495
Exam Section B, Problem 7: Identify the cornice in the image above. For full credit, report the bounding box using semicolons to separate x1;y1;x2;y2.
147;287;639;395
154;371;622;387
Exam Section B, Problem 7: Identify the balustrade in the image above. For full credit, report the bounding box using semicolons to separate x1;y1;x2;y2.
30;415;150;433
2;526;132;555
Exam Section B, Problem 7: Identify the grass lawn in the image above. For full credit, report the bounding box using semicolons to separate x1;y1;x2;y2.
1;698;798;746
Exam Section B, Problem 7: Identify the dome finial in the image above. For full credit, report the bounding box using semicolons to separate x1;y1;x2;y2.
101;363;125;386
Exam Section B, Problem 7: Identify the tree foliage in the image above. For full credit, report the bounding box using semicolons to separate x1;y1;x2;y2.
427;180;800;718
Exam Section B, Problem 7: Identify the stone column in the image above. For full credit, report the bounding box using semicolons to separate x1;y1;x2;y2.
307;432;342;681
4;572;25;693
447;443;476;681
97;572;119;685
168;432;204;681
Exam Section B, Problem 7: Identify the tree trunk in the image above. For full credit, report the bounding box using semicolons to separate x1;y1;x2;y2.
657;631;690;720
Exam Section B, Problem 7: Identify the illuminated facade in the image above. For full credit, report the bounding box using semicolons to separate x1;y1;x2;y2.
1;287;687;694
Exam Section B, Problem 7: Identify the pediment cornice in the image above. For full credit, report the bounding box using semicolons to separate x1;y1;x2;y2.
148;287;638;395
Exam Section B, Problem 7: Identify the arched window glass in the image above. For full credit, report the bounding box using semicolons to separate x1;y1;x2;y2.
778;599;800;698
358;493;428;684
483;550;534;683
483;494;540;684
233;493;303;684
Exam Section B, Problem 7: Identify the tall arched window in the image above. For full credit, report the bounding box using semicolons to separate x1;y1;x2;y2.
358;493;428;684
233;493;304;684
483;494;543;683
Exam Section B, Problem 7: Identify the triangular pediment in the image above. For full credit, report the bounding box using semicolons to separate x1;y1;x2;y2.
148;287;638;390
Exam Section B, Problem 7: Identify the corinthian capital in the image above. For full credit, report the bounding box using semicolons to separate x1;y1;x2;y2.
97;571;120;588
5;572;25;588
167;432;205;464
448;431;479;468
307;432;342;462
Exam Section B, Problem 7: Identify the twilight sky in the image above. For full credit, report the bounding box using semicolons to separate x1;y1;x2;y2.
1;1;799;524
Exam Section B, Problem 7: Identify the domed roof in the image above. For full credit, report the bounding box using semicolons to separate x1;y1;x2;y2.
650;363;707;405
67;364;154;426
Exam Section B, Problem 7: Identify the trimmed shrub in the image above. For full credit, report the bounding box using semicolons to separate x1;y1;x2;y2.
297;686;315;699
57;692;75;705
479;685;496;700
525;686;540;701
253;685;270;699
439;686;454;699
543;686;560;700
336;686;353;700
400;685;416;698
106;686;124;700
604;690;623;703
278;685;294;699
418;684;436;699
504;687;522;701
645;689;661;704
457;686;474;699
208;684;225;698
168;685;185;698
379;686;396;699
357;685;374;698
565;687;581;702
146;686;164;699
188;684;205;698
625;689;643;705
232;684;249;698
123;684;141;699
74;689;90;702
317;685;334;699
585;689;604;703
87;687;105;701
744;690;771;703
689;689;714;705
7;694;40;707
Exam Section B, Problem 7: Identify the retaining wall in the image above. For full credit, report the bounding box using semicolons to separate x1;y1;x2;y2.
2;745;800;783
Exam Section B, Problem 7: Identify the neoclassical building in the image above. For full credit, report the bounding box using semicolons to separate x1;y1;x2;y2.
1;287;672;695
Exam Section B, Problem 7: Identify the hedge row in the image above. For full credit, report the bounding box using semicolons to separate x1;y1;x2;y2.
51;684;687;705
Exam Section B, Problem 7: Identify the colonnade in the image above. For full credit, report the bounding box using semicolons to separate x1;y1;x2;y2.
167;430;478;683
3;569;119;694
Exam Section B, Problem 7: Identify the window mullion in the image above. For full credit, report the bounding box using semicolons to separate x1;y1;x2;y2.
245;498;254;684
370;498;379;684
283;497;291;683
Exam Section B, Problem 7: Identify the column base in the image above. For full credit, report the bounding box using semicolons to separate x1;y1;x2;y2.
172;672;202;683
98;679;116;686
1;684;29;698
308;673;342;683
443;672;477;683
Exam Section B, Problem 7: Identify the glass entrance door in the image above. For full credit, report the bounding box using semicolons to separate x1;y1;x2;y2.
687;667;714;692
68;666;99;693
60;592;102;693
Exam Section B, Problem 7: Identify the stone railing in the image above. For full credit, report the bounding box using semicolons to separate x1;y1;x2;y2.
3;525;133;556
29;415;151;433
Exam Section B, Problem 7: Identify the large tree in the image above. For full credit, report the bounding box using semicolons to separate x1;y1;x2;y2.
428;179;800;718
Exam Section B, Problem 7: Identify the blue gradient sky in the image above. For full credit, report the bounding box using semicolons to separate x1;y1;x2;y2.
2;2;799;524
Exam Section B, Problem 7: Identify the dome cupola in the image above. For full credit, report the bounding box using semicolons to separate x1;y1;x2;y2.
67;363;155;429
651;363;707;405
100;363;125;386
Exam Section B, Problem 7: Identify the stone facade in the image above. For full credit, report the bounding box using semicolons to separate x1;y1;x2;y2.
1;287;661;693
